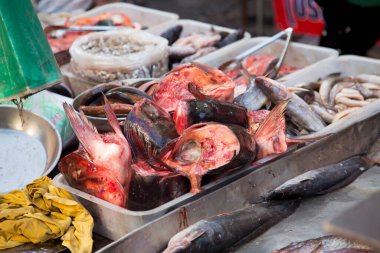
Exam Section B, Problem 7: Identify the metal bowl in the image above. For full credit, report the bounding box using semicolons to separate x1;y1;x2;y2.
0;105;62;193
72;78;156;132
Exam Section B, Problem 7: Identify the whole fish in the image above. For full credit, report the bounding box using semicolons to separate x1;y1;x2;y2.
153;63;235;112
173;99;248;134
255;76;326;132
163;201;299;253
161;122;256;193
273;235;372;253
266;156;371;200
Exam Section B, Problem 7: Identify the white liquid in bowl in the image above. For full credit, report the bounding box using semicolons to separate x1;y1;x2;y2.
0;129;47;193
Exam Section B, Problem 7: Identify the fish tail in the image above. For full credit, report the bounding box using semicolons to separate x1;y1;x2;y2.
63;102;99;158
102;94;125;138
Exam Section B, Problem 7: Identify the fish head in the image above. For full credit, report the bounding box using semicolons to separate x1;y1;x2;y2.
162;123;240;193
63;102;131;185
255;76;291;102
59;150;126;207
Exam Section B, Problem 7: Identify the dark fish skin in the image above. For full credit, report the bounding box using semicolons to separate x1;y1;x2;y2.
173;99;248;134
125;161;189;211
266;156;370;200
255;76;326;132
124;99;179;159
161;25;183;45
163;201;299;253
273;235;372;253
215;28;245;48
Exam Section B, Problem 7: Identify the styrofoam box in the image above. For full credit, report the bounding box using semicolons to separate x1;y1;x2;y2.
147;19;251;62
70;3;179;29
281;55;380;137
197;36;338;74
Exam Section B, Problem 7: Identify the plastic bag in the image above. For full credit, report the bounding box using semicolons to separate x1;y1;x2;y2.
69;28;169;82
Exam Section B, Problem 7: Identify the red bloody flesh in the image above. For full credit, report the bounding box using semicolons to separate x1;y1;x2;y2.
242;55;298;77
162;123;240;193
59;151;126;207
173;101;189;135
247;110;270;135
153;63;236;112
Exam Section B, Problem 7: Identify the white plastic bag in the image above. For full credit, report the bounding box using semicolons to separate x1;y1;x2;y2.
69;28;169;82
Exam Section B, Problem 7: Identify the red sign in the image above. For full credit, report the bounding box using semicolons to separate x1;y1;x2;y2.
273;0;325;36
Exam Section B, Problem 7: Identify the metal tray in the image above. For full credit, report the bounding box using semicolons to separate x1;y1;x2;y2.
197;36;338;73
280;55;380;138
95;105;380;252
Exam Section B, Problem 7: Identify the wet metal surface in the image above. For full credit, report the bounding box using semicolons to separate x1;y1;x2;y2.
233;165;380;252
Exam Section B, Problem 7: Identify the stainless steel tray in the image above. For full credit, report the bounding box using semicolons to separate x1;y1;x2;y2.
95;106;380;252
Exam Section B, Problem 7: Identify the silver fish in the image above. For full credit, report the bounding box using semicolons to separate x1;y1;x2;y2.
255;76;326;132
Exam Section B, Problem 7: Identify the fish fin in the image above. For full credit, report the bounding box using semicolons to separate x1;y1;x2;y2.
147;157;175;172
103;94;123;135
254;100;288;138
124;120;152;160
63;102;101;159
188;83;208;100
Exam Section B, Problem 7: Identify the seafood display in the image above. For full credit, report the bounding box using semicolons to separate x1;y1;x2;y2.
59;62;321;210
47;13;140;53
69;29;169;82
163;201;299;253
159;25;245;68
295;73;380;124
273;236;373;253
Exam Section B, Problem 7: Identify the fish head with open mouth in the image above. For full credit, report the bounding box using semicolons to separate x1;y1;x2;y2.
153;63;236;112
161;122;255;193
